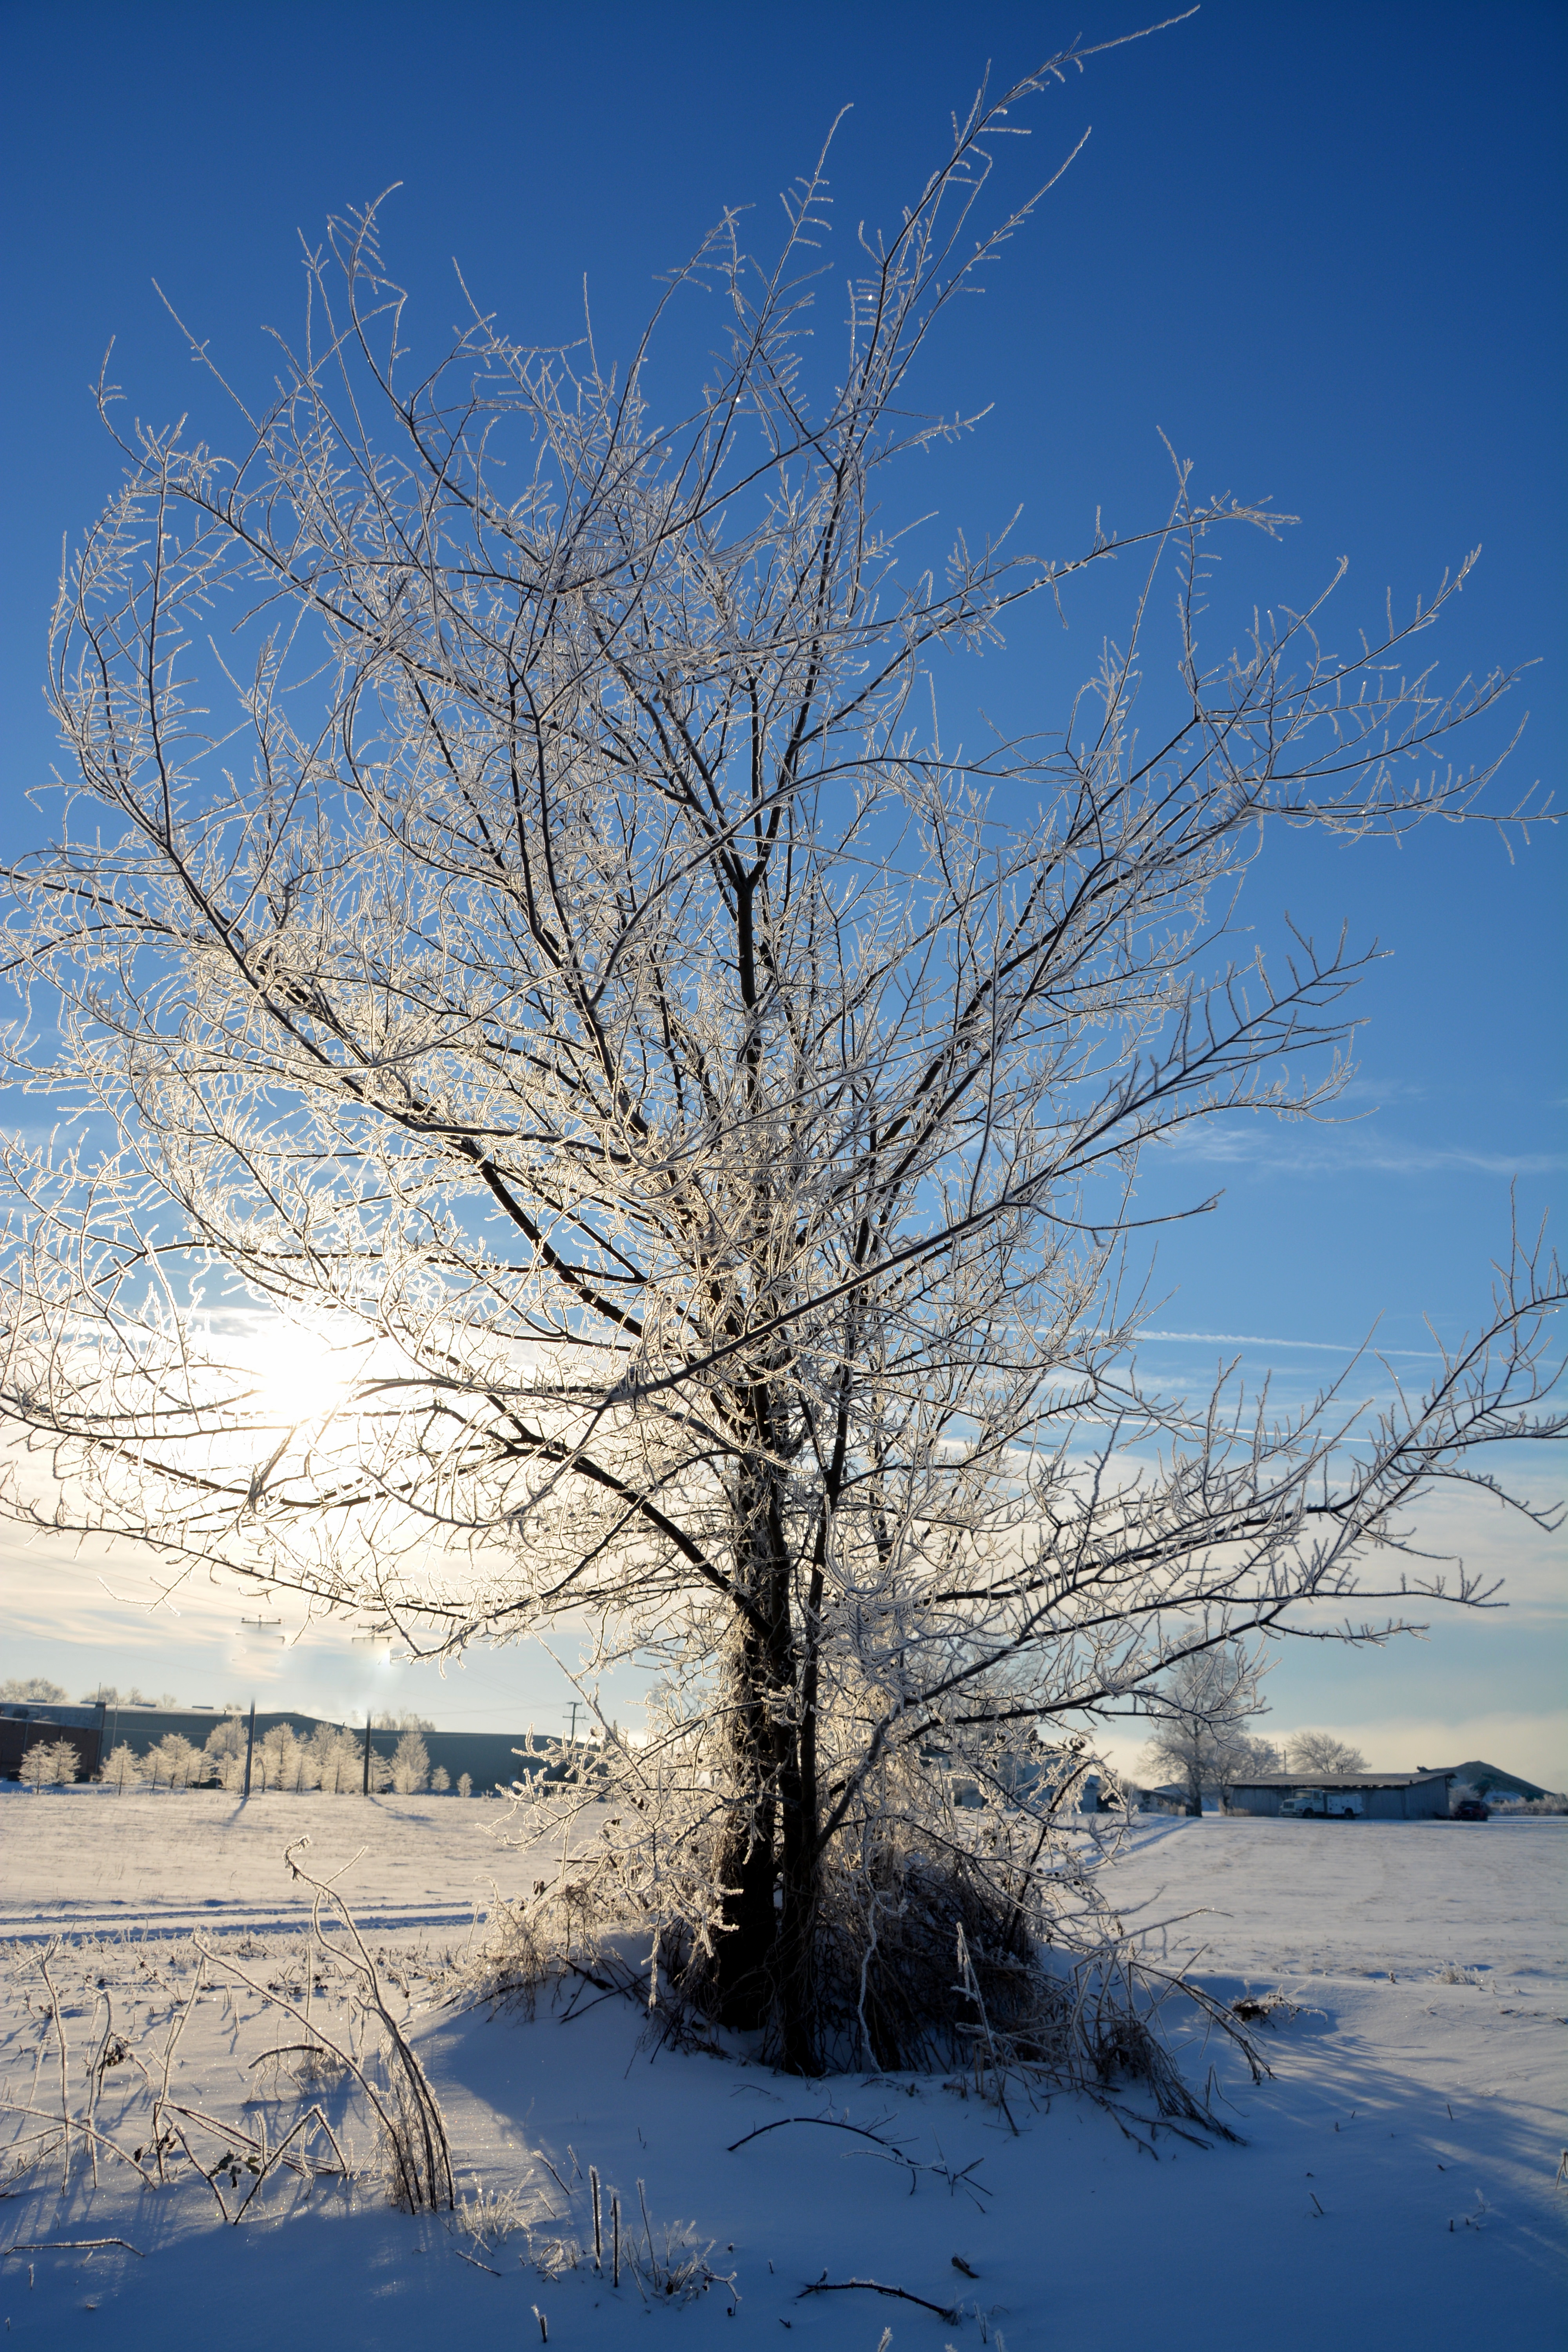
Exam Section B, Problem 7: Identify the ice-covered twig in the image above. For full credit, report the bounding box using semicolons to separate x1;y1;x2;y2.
800;2276;961;2322
727;2112;991;2204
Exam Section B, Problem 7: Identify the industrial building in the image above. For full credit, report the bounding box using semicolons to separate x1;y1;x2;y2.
1221;1770;1454;1821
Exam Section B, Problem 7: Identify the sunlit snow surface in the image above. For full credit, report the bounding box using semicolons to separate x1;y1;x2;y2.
1;1793;1562;2349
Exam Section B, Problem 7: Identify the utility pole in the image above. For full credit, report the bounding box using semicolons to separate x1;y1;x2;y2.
363;1710;372;1796
242;1699;256;1800
566;1701;580;1748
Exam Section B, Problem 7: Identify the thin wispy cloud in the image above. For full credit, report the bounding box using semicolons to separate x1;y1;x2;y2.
1140;1328;1445;1359
1160;1127;1564;1178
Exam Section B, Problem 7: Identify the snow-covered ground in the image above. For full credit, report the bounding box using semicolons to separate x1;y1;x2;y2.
0;1785;523;1943
2;1791;1563;2349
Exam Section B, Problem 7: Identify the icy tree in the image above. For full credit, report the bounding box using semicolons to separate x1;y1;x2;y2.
309;1722;362;1793
1137;1647;1278;1815
255;1722;314;1792
1285;1730;1368;1776
145;1732;200;1791
0;1677;67;1704
99;1740;143;1792
457;1774;473;1801
18;1741;56;1789
20;1737;81;1789
391;1730;430;1795
203;1712;249;1791
431;1765;451;1793
0;34;1561;2071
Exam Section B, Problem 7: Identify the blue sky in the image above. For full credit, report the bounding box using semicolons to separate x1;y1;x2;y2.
1;1;1562;1775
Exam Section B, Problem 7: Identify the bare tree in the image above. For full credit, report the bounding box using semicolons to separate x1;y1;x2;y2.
1136;1645;1276;1814
1285;1730;1368;1776
0;36;1561;2072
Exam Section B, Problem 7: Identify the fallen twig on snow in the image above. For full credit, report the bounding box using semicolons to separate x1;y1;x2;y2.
3;2238;144;2258
728;2113;990;2205
799;2276;960;2322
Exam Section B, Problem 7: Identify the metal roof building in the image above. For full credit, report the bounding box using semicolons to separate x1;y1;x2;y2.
1223;1771;1454;1821
0;1700;106;1783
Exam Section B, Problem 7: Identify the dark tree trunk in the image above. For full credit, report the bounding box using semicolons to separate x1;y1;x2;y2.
708;1454;824;2069
772;1785;820;2073
711;1610;780;2028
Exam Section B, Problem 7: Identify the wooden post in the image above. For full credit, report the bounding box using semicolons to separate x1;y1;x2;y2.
242;1700;256;1800
363;1710;372;1796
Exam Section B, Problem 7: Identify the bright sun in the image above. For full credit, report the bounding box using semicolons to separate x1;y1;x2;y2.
234;1323;361;1430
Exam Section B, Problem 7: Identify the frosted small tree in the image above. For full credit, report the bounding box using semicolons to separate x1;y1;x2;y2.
1138;1647;1274;1815
309;1722;360;1793
147;1731;199;1791
20;1740;63;1790
256;1722;312;1792
1285;1731;1368;1776
0;30;1561;2072
457;1773;473;1800
391;1730;430;1795
431;1764;451;1794
204;1712;248;1791
100;1740;142;1793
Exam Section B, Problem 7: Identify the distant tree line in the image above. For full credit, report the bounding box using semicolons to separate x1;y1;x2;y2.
20;1713;474;1797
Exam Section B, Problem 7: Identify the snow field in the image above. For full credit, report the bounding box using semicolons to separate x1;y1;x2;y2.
0;1794;1562;2350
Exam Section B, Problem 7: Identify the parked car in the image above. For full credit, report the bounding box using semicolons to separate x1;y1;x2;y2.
1451;1797;1490;1821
